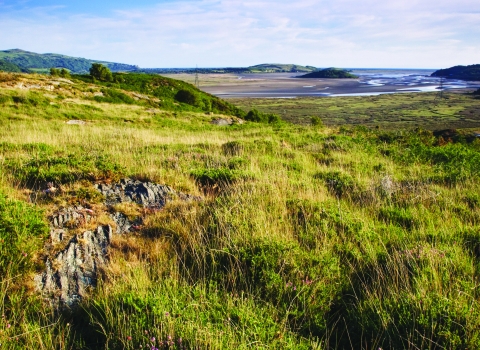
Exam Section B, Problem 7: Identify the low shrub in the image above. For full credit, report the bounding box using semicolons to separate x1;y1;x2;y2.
190;167;252;187
314;170;356;198
0;93;11;104
175;89;202;107
12;91;49;106
245;109;282;124
311;116;323;127
94;88;135;104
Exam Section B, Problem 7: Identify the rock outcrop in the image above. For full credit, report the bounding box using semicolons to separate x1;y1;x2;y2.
36;226;111;307
36;178;201;308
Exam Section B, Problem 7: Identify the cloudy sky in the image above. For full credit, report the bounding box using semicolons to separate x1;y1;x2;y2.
0;0;478;68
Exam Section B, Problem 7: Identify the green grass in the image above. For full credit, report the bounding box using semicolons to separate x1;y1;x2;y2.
231;92;480;130
1;72;480;349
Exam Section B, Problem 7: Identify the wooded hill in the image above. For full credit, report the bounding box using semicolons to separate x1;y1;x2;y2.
431;64;480;81
0;49;138;73
0;59;27;72
299;67;358;79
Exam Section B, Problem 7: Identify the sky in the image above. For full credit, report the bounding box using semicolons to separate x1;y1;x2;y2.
0;0;479;68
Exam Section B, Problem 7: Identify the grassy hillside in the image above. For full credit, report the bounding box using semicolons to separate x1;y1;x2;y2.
247;64;317;73
135;63;318;75
74;72;247;116
0;49;138;73
299;68;358;79
0;72;480;348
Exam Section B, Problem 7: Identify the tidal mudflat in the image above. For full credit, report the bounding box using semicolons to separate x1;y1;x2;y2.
163;71;480;98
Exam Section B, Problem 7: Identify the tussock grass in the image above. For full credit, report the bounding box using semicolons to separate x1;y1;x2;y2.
1;74;480;348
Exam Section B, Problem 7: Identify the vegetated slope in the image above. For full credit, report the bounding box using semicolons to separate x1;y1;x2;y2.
0;59;29;72
431;64;480;81
0;49;138;73
1;71;480;349
299;67;358;78
247;63;317;73
134;63;318;74
74;72;246;116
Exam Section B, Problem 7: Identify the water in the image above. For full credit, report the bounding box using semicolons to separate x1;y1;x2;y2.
205;69;480;98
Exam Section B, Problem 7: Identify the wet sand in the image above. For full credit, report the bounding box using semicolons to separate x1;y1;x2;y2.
163;72;480;98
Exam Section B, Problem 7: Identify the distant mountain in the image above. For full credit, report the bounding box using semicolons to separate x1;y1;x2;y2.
0;59;28;73
0;49;138;73
299;68;358;79
431;64;480;81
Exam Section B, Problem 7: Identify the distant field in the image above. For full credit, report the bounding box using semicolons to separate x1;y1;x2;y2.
231;92;480;130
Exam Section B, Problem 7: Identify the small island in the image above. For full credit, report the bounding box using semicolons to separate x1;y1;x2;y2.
299;67;358;79
431;64;480;81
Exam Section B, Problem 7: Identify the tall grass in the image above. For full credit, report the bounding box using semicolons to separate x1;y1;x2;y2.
0;74;479;348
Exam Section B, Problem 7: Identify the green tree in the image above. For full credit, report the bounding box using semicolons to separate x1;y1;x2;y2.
59;68;70;78
89;63;113;82
50;67;60;76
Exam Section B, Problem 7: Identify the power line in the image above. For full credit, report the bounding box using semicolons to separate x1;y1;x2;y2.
194;65;199;88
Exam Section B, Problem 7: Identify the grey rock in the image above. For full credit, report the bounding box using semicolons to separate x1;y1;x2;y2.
111;211;142;234
50;228;66;243
36;225;112;307
211;118;231;126
49;206;92;229
66;120;86;125
94;178;175;208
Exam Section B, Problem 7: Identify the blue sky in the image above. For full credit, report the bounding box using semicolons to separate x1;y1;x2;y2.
0;0;479;68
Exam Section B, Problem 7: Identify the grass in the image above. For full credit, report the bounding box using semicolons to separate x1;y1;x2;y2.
0;72;480;348
231;92;480;130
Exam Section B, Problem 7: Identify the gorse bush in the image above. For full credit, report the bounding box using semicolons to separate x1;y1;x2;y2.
245;108;282;124
94;88;135;104
175;89;201;107
314;170;357;198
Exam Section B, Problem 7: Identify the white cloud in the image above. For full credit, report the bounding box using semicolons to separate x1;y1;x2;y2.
0;0;478;67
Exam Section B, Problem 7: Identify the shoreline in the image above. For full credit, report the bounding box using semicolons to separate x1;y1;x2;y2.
162;72;480;98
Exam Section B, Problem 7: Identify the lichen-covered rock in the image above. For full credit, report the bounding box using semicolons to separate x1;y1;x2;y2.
36;179;201;308
49;205;93;228
94;179;175;208
111;211;142;234
35;225;112;307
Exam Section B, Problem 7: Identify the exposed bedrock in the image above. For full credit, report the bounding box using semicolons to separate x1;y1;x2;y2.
36;178;201;307
35;225;111;307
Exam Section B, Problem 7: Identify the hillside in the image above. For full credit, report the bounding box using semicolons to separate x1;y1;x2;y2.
1;72;480;348
0;49;138;73
431;64;480;81
0;59;27;72
299;67;358;78
135;63;318;74
247;63;317;73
